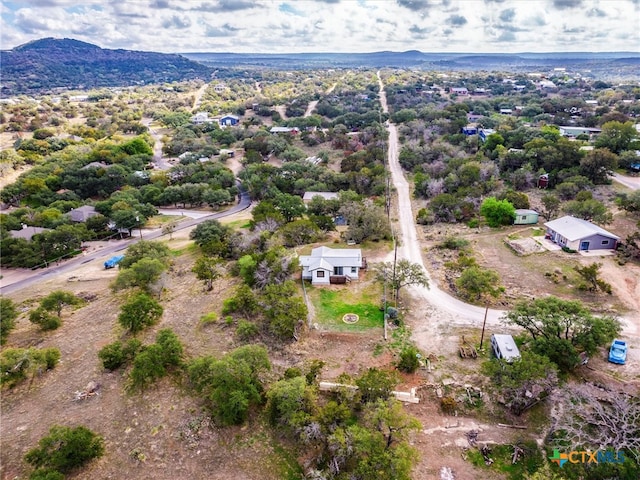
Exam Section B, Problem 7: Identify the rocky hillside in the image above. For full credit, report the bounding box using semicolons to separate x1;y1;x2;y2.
0;38;212;96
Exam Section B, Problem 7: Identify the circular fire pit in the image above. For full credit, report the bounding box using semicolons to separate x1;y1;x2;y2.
342;313;359;324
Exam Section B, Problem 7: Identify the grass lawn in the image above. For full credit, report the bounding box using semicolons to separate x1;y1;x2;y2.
308;285;383;332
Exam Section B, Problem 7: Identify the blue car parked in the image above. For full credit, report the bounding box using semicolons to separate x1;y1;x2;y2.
608;339;627;365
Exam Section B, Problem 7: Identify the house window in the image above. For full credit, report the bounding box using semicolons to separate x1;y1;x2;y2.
601;240;609;245
351;267;357;274
317;271;325;278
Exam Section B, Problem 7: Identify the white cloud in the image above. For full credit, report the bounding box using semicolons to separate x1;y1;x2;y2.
0;0;638;53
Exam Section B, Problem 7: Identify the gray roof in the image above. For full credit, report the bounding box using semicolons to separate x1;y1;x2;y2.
9;226;50;241
303;191;339;201
515;209;538;215
68;205;98;222
544;215;619;241
299;246;362;271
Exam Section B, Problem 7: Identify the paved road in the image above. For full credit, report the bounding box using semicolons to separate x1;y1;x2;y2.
611;173;640;191
377;71;505;335
0;190;251;295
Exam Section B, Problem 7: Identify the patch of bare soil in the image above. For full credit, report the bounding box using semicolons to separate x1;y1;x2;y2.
0;250;298;480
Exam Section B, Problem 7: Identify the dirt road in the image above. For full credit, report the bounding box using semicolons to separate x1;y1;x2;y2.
378;71;506;347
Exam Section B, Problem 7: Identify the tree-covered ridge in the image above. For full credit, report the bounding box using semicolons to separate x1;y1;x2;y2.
1;38;212;96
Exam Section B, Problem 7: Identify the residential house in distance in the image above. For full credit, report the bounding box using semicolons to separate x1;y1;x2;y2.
479;128;496;142
299;246;366;285
544;215;619;251
462;124;478;135
514;209;539;225
219;114;239;127
68;205;99;222
191;112;216;125
559;126;601;139
450;87;468;96
270;126;300;135
9;225;51;241
302;192;339;203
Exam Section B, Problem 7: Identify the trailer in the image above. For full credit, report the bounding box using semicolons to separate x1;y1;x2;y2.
104;255;124;269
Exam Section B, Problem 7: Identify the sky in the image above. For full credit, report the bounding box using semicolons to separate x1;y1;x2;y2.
1;0;639;54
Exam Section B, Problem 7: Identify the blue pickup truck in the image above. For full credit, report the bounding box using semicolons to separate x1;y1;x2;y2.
104;255;124;269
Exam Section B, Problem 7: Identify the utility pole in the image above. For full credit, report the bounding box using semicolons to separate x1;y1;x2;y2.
392;231;398;303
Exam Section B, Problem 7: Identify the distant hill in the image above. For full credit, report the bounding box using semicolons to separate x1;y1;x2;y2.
0;38;212;96
183;50;640;79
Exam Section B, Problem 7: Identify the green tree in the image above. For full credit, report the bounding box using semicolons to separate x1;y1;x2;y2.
355;368;398;404
192;256;222;291
579;148;618;184
112;258;166;291
274;193;306;223
262;281;308;339
0;297;18;344
266;376;316;432
325;400;419;480
187;345;270;426
480;197;516;227
128;344;166;390
112;209;145;237
563;197;612;224
39;290;82;317
119;240;171;269
573;262;612;293
279;219;321;247
455;266;503;348
482;351;559;415
505;296;620;371
374;259;429;302
595;120;636;154
24;425;104;474
0;347;60;388
117;293;163;334
539;193;561;221
127;329;183;390
98;338;142;371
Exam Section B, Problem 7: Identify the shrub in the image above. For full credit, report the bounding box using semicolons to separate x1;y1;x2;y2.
441;396;457;414
29;308;61;331
438;237;470;250
29;468;65;480
1;347;60;388
0;297;18;344
236;320;259;340
397;345;421;373
24;425;104;474
98;342;125;371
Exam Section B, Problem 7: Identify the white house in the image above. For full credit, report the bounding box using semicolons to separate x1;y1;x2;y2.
299;246;365;285
191;112;216;125
302;192;339;202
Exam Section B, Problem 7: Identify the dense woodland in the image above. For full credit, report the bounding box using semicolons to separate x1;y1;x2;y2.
1;64;640;480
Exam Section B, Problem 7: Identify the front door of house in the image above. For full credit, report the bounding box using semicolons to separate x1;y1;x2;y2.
334;267;343;275
580;241;590;251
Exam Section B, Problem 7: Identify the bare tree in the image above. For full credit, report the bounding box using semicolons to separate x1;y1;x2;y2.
549;383;640;461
